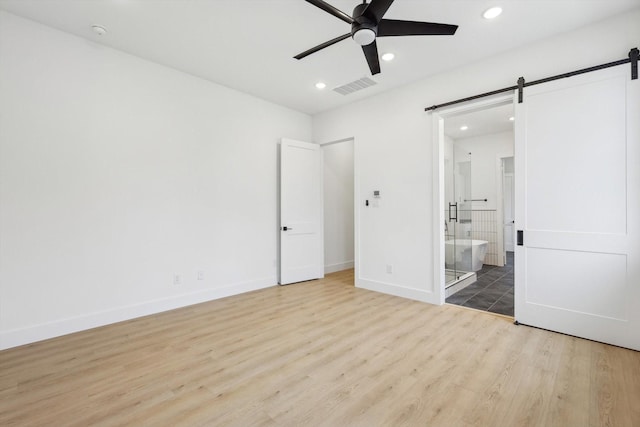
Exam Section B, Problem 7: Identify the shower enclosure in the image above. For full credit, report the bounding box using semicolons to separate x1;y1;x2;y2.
444;150;475;289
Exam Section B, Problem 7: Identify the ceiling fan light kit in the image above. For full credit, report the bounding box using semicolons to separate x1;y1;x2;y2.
351;2;377;45
295;0;458;75
353;28;376;45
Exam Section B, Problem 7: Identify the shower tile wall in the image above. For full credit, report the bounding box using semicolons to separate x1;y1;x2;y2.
471;210;498;266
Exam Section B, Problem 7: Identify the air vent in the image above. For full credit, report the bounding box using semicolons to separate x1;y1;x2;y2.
333;77;377;96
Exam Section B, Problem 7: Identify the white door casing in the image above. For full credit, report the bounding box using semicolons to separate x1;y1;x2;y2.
279;138;324;285
514;64;640;350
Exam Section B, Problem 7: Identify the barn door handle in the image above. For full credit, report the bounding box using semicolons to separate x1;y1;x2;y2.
517;230;524;246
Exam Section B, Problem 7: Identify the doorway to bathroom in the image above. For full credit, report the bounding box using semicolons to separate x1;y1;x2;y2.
434;96;515;316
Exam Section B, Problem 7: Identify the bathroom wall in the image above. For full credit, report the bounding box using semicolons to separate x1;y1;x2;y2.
453;130;514;210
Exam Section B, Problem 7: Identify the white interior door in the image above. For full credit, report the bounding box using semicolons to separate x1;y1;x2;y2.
514;64;640;350
503;172;515;252
280;138;323;285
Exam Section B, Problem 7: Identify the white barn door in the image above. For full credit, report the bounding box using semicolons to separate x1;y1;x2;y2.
514;64;640;350
279;138;324;285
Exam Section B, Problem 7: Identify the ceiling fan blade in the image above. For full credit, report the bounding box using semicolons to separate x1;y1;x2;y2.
305;0;353;24
294;33;351;60
378;19;458;36
362;41;381;75
363;0;395;22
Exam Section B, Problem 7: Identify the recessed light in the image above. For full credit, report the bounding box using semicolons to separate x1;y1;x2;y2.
509;116;515;121
381;52;395;62
482;7;503;19
315;82;326;90
91;25;107;36
460;125;469;131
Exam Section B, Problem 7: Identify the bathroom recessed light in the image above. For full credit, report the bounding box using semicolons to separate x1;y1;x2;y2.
483;7;503;19
381;52;395;62
460;125;469;131
91;25;107;36
315;82;326;90
509;116;515;121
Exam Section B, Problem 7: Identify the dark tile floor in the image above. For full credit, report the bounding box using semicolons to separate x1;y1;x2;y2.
446;252;514;316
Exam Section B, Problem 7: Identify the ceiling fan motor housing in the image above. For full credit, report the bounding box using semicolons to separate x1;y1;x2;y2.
351;3;377;45
295;0;458;75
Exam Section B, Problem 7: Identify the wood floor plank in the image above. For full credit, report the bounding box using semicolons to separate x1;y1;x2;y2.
1;269;639;426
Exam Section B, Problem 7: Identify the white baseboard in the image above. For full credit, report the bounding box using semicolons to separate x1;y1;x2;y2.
356;277;439;305
0;276;276;351
324;260;354;274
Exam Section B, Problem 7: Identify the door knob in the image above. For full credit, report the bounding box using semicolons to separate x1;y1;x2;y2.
281;226;293;231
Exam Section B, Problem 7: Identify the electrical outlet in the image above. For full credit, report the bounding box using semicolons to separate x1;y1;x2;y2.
173;274;182;285
197;270;205;281
386;264;393;274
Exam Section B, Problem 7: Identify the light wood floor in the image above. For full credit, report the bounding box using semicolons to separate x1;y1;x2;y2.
1;269;639;426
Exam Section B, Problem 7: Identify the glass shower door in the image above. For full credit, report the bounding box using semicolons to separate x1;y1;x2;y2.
445;150;473;285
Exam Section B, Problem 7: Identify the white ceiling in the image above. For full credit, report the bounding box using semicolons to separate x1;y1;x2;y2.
1;0;638;115
444;103;514;140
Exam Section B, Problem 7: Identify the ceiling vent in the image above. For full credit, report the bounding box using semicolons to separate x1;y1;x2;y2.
333;77;377;96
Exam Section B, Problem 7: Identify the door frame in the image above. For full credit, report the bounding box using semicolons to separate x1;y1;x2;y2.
432;94;514;304
318;137;357;276
496;155;515;266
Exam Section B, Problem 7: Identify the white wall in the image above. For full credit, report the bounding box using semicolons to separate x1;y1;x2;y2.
0;12;312;349
313;9;640;303
322;141;354;273
453;130;514;211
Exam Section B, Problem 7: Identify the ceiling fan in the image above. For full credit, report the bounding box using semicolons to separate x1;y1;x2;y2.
294;0;458;75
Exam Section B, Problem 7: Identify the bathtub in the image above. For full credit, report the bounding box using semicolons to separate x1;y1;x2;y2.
445;239;488;272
